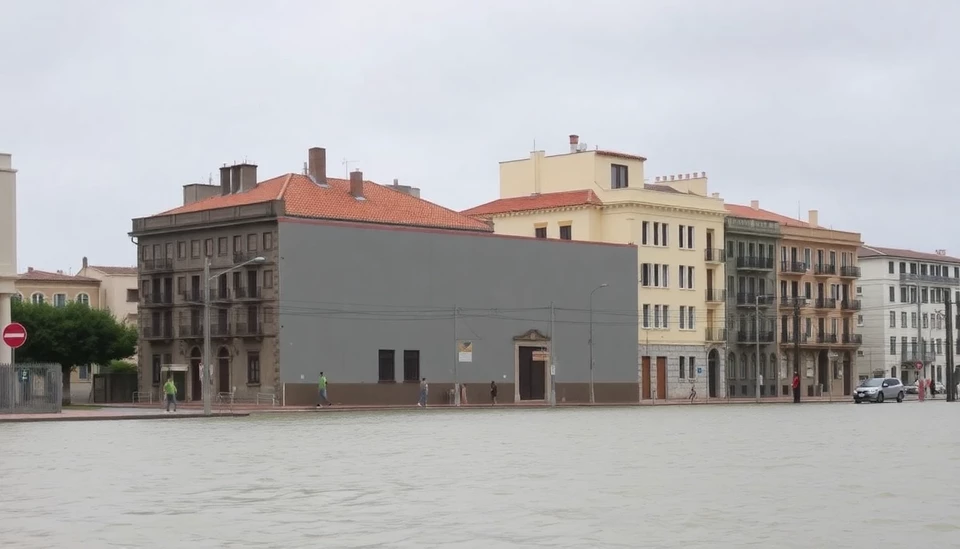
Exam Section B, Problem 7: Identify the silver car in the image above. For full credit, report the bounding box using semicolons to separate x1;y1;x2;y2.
854;377;905;403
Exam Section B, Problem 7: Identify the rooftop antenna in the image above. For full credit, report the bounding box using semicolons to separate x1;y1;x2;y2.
342;158;359;179
208;173;213;185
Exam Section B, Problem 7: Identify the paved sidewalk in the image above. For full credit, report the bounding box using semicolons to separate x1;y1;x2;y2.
0;407;249;423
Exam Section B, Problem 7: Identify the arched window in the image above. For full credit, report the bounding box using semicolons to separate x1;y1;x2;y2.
728;353;737;379
770;354;778;378
759;354;766;379
750;353;758;378
740;353;748;379
75;293;90;306
31;292;44;305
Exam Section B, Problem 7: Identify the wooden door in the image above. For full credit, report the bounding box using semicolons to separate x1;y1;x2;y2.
641;357;651;399
656;357;667;399
218;358;230;394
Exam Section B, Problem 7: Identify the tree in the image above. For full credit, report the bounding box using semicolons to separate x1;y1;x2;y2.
11;300;138;405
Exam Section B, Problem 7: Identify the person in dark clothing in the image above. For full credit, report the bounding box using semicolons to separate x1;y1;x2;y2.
792;372;801;403
490;381;498;405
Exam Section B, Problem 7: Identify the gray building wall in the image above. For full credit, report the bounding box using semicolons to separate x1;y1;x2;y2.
278;219;638;402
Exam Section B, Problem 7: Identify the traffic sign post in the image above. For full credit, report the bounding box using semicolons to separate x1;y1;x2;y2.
2;323;27;366
915;361;923;371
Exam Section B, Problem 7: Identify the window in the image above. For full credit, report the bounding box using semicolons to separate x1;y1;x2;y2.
888;261;894;274
378;349;396;382
642;304;650;328
247;351;261;384
75;293;90;306
403;350;420;382
190;240;201;258
78;365;89;380
641;264;669;288
889;286;895;302
687;226;694;249
901;312;907;328
152;354;161;384
177;241;187;259
662;305;669;329
641;221;649;245
247;234;259;251
900;286;907;303
126;288;139;302
856;286;862;295
661;223;668;246
559;225;572;240
654;305;661;328
686;266;695;289
611;164;628;189
264;270;274;288
141;245;151;260
218;237;228;256
857;314;863;327
804;248;812;268
688;357;696;379
889;311;896;328
535;226;547;239
204;239;214;257
677;225;695;249
233;235;243;254
889;337;896;355
31;292;44;305
911;312;917;328
679;266;685;289
922;313;928;329
679;356;686;378
687;307;696;329
177;276;185;295
263;231;274;250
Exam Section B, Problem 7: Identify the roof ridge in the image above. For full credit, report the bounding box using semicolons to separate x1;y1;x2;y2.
276;173;294;200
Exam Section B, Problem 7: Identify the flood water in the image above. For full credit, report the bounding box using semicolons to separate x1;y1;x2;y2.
1;402;958;548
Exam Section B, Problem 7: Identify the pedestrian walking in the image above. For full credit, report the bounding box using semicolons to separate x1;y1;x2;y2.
163;376;177;413
918;376;926;402
490;380;498;405
688;383;697;403
929;378;937;399
316;372;331;407
792;372;801;403
417;378;428;407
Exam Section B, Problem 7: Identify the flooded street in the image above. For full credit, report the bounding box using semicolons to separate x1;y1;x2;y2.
1;403;958;548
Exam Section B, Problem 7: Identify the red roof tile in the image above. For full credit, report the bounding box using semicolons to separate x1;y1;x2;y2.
724;204;811;228
858;245;960;263
158;174;492;232
19;269;99;283
89;265;138;276
461;190;603;217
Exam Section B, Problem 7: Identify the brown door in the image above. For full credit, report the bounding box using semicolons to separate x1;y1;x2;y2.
641;356;651;399
656;357;667;399
191;360;202;401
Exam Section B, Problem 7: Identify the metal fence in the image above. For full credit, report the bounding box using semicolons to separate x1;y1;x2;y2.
0;363;63;414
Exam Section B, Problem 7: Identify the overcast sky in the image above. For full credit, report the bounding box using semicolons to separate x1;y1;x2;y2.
1;0;957;271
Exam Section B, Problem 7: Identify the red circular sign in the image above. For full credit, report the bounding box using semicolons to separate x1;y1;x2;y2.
915;361;923;371
2;323;27;349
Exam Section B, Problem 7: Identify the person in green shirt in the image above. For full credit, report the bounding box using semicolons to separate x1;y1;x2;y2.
316;372;331;407
163;376;177;412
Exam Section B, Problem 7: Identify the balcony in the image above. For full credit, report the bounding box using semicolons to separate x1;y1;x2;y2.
234;286;263;300
209;288;230;302
736;331;775;344
814;263;837;276
142;258;174;272
780;261;808;274
704;248;725;263
782;332;808;344
736;256;774;271
816;332;838;344
210;323;231;337
142;292;173;307
779;296;809;309
236;322;265;337
705;327;727;342
899;272;960;287
705;289;726;303
183;289;204;303
840;299;861;311
735;293;776;307
840;333;862;345
839;266;861;278
142;325;173;340
814;298;837;309
179;324;203;338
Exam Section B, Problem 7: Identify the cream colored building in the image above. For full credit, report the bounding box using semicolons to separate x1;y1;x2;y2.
464;134;728;399
77;256;139;326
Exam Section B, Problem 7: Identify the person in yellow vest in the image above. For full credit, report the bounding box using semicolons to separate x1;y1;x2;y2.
163;376;177;413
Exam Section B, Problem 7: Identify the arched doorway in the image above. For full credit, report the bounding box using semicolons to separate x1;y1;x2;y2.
217;347;231;395
190;347;202;401
817;350;829;396
727;352;736;397
707;349;719;398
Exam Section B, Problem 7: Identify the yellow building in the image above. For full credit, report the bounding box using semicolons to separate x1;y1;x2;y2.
464;134;728;399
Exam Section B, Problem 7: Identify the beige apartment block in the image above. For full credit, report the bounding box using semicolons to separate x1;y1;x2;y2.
464;134;728;400
77;256;139;326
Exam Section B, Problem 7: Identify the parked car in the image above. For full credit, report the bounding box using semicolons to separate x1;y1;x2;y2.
905;381;946;395
854;377;905;403
905;383;918;395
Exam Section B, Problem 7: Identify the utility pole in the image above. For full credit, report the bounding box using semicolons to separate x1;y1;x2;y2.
202;258;213;416
453;305;460;406
945;294;956;402
549;302;556;407
755;295;761;403
793;296;802;400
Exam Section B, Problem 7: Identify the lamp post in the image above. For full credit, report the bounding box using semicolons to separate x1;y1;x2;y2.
588;283;608;404
202;255;265;416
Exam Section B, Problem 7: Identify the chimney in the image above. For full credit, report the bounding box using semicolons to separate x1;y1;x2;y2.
808;209;819;227
219;166;231;195
27;267;33;273
234;163;258;192
349;169;364;198
390;178;421;198
750;200;759;210
82;256;88;269
569;134;579;153
308;147;327;186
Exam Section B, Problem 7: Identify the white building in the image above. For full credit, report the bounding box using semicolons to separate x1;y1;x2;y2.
857;245;960;384
0;153;17;365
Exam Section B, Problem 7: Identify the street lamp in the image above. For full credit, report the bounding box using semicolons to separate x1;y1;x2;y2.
588;283;608;404
202;255;266;415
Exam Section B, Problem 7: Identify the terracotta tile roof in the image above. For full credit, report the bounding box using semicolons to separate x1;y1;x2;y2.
19;269;99;283
461;190;603;217
595;150;648;162
858;245;960;263
724;204;811;228
158;174;492;232
89;265;138;276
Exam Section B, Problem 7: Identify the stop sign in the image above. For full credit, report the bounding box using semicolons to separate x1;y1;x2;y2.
2;323;27;349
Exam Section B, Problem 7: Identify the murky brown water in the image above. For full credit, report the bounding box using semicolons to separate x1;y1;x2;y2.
1;403;958;548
